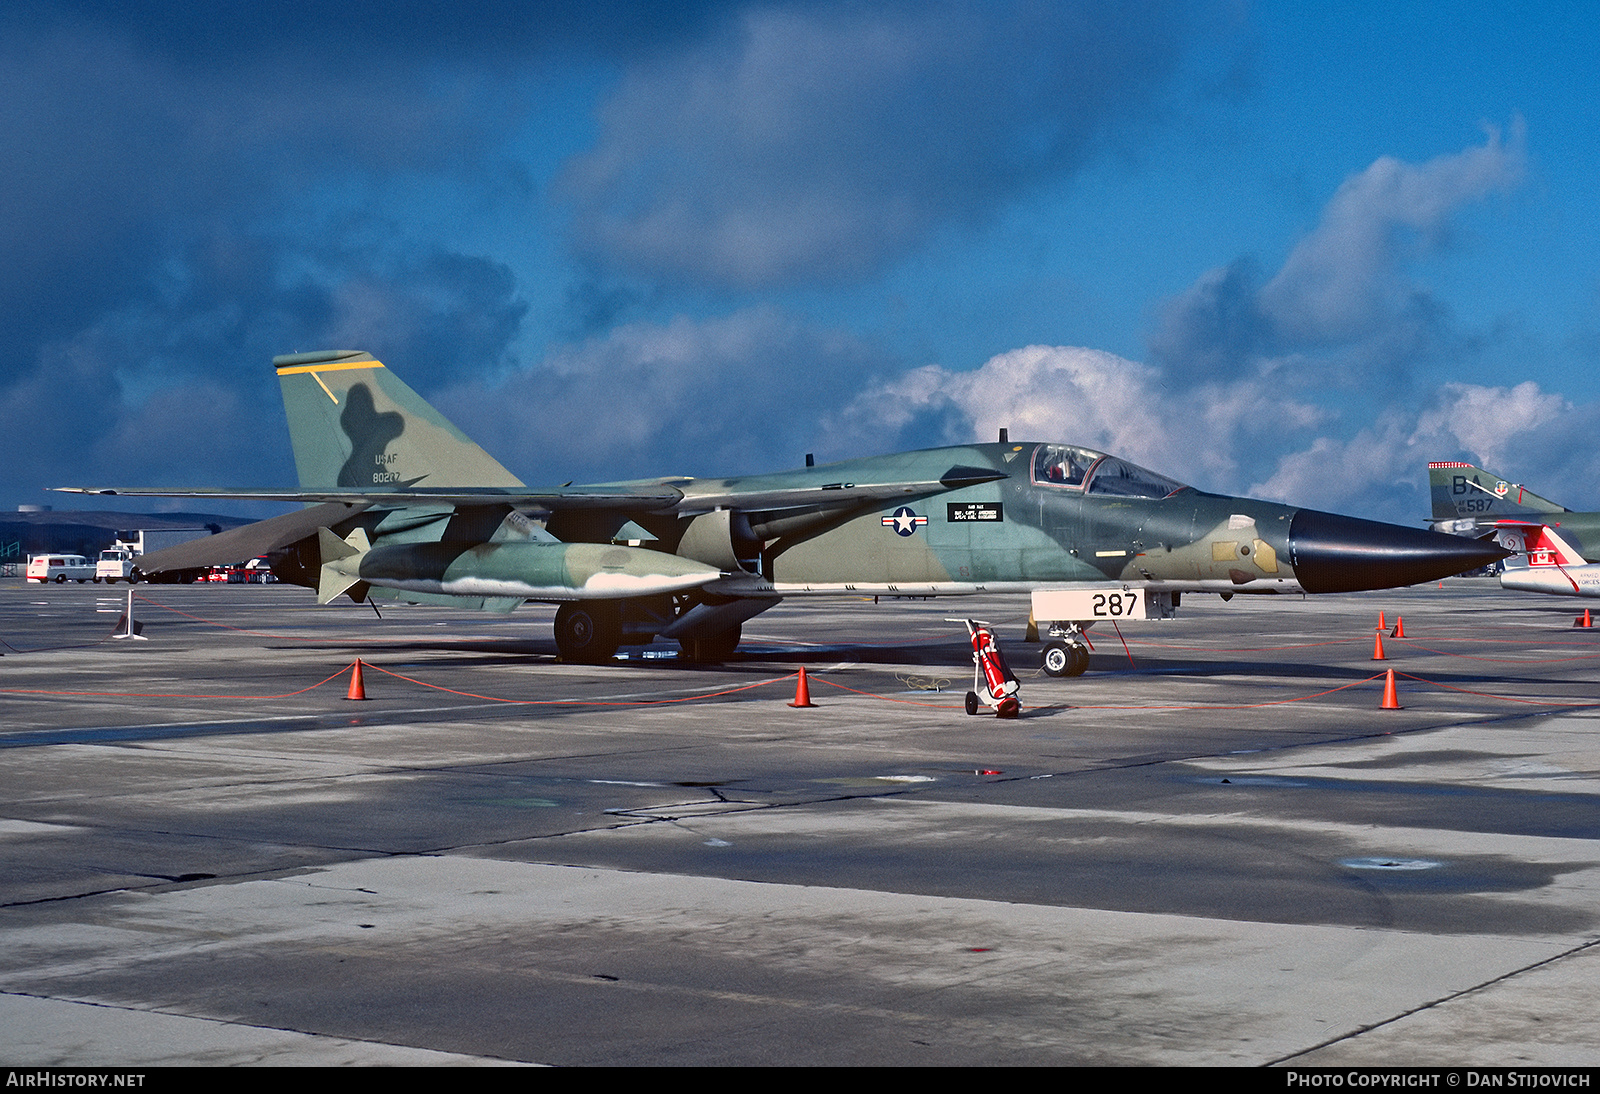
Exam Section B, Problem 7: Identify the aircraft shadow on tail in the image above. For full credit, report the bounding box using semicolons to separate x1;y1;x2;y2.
54;350;1508;674
1428;460;1600;599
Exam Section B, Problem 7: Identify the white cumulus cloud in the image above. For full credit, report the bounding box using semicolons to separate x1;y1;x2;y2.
830;344;1323;491
1252;380;1577;517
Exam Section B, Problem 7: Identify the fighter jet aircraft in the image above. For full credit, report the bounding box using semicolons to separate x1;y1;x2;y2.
1428;460;1600;598
58;351;1506;674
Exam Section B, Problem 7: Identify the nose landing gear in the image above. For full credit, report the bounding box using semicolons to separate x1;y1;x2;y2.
1040;638;1090;677
1039;620;1091;677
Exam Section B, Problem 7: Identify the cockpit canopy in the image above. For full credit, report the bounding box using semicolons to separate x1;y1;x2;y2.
1032;444;1188;499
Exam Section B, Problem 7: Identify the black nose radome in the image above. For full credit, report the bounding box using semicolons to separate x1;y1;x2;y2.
1289;509;1511;594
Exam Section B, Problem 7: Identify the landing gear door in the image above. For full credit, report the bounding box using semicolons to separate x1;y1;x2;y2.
1033;587;1177;623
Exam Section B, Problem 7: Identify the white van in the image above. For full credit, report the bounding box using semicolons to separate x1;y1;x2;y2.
26;554;96;583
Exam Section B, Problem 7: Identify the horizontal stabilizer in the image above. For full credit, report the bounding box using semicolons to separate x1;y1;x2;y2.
317;527;370;605
1502;522;1587;569
133;501;372;574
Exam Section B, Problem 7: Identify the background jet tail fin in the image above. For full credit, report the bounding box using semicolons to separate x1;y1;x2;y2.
275;350;524;490
1427;461;1565;521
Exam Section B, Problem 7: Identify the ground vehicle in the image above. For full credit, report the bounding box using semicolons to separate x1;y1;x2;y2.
97;530;216;584
26;554;96;583
97;542;141;583
238;558;276;583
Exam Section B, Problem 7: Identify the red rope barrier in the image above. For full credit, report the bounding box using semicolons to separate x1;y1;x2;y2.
0;664;355;701
9;594;1596;715
361;661;798;707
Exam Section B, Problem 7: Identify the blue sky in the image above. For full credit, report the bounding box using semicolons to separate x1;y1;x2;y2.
6;1;1598;524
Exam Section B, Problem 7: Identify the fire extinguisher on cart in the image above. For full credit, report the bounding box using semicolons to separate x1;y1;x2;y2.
956;618;1021;718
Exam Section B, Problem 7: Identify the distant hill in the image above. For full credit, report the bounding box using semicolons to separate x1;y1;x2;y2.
1;509;255;566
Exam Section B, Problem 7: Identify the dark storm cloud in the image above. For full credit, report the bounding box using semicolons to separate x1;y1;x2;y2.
315;249;529;393
11;2;743;64
0;3;552;506
0;18;511;355
6;224;527;505
1146;258;1268;378
0;1;1224;508
434;306;898;485
1150;122;1527;386
563;0;1202;288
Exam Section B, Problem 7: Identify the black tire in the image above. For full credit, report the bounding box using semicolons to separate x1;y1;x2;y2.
1041;641;1071;677
679;625;742;663
965;691;981;716
54;574;65;583
1065;643;1090;677
1043;641;1090;677
554;601;623;664
127;570;140;585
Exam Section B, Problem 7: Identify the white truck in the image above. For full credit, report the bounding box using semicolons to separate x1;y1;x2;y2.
96;529;214;583
96;541;141;583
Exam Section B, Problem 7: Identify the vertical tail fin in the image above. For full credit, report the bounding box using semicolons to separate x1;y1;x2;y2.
274;350;523;490
1427;461;1564;522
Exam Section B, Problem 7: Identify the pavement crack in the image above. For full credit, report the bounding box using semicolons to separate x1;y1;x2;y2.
1268;934;1600;1065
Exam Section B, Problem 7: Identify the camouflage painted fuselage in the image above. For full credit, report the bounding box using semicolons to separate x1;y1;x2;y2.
647;444;1303;598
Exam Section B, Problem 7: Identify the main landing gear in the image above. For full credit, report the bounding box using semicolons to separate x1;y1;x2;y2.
553;601;622;664
553;600;745;664
678;625;742;664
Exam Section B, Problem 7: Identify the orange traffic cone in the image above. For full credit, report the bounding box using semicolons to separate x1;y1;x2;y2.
1377;610;1386;631
1576;610;1593;629
346;658;368;701
788;666;816;708
1380;669;1401;709
1390;616;1406;638
1372;631;1387;660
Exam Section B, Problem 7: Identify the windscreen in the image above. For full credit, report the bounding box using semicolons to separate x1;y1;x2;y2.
1084;457;1187;498
1033;444;1187;498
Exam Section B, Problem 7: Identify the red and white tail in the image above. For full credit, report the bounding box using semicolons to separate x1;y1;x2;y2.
1500;522;1600;598
1515;524;1587;569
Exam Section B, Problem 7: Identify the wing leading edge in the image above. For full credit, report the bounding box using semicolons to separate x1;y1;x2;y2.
55;466;1006;517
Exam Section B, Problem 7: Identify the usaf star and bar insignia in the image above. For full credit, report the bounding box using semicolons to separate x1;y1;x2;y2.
882;506;928;537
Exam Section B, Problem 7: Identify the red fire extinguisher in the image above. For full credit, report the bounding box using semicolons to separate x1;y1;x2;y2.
958;618;1021;718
